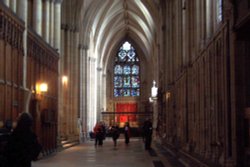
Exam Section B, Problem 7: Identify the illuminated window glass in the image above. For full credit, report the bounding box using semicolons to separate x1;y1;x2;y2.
217;0;222;22
114;65;123;74
113;41;140;97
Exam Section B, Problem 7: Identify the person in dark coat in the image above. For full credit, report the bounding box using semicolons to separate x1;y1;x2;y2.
143;118;153;150
124;122;130;145
3;112;42;167
111;124;120;147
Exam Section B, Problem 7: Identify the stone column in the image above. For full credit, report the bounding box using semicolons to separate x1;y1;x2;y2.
43;0;50;42
205;0;212;39
182;0;187;67
73;31;79;135
33;0;43;35
195;0;201;49
49;0;55;46
102;73;107;114
58;24;67;139
10;0;16;12
96;67;102;122
17;0;27;22
54;0;62;52
87;57;97;133
153;100;158;135
57;24;66;146
79;44;84;140
17;0;30;112
78;44;89;141
81;45;88;138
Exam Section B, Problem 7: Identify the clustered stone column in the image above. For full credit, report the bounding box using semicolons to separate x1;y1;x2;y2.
78;44;88;139
59;21;81;141
33;0;42;35
26;0;62;51
43;0;50;42
49;0;54;46
54;0;61;51
87;56;97;133
16;0;28;95
9;0;16;12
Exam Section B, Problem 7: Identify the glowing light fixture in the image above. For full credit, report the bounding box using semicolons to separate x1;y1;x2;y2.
40;83;48;92
62;76;68;85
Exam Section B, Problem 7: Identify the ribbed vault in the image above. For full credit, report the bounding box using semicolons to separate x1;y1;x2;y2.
79;0;160;68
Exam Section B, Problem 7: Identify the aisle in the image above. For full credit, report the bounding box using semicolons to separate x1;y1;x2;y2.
32;138;176;167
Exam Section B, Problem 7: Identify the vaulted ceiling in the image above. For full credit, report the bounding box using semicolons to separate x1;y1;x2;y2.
64;0;161;68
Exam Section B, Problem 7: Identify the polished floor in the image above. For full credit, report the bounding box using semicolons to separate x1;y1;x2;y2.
32;138;184;167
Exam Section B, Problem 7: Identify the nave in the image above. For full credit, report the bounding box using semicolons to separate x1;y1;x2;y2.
33;138;183;167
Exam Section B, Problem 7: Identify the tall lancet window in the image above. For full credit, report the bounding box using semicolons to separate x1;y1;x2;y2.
217;0;222;23
114;41;140;97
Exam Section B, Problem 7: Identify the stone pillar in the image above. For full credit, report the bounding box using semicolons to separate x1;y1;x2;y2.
17;0;27;22
87;56;97;133
97;67;102;122
10;0;16;12
58;24;67;139
61;26;71;137
54;0;62;52
33;0;43;35
182;0;187;66
17;1;28;87
205;0;212;39
57;24;66;146
68;29;73;135
43;0;50;42
195;0;201;49
49;0;55;46
81;45;88;138
73;31;79;135
79;44;84;139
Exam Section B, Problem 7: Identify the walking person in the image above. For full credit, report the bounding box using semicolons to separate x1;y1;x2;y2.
143;118;153;150
124;122;130;145
111;124;120;147
94;122;104;146
2;112;42;167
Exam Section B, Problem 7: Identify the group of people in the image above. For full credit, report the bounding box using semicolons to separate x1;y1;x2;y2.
93;122;131;147
92;119;153;150
0;112;42;167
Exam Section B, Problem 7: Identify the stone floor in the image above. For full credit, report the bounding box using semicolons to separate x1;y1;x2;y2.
32;138;184;167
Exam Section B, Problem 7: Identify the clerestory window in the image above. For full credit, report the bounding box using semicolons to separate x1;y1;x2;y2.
217;0;222;23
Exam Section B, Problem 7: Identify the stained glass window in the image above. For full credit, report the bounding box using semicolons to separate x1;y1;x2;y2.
217;0;222;23
114;41;140;97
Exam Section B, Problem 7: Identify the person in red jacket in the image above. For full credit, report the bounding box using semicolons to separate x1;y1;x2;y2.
94;122;104;146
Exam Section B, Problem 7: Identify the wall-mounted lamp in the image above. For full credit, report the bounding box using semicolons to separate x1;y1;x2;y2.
166;92;171;100
40;83;48;92
36;82;48;94
62;76;68;85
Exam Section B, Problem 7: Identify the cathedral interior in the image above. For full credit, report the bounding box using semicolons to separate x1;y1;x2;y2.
0;0;250;167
